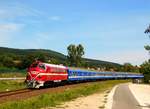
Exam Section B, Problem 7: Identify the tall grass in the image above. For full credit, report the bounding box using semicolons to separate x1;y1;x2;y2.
0;80;129;109
0;80;26;92
0;67;26;73
0;72;26;78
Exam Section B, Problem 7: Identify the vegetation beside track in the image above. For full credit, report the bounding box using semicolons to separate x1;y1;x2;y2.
0;80;26;92
0;80;130;109
0;72;26;78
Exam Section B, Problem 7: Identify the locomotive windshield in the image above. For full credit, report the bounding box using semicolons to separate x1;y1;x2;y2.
30;61;46;70
38;64;46;70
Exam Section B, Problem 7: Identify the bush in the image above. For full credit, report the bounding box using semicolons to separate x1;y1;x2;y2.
140;61;150;83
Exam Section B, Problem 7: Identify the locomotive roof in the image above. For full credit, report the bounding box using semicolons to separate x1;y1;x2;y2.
43;63;67;69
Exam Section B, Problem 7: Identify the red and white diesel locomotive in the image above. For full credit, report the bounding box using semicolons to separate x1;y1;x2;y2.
26;61;68;88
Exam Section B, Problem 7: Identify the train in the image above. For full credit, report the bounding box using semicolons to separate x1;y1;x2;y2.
26;61;144;88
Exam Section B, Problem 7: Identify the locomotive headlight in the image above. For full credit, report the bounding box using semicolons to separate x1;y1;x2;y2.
31;71;38;74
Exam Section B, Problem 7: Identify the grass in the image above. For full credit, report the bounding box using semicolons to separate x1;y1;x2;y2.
0;80;26;92
0;72;26;92
0;80;130;109
0;72;26;78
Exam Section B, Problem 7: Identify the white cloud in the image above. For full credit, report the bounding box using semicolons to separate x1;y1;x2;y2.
0;3;42;19
0;23;24;31
0;3;62;23
96;50;149;65
49;16;61;21
0;23;24;46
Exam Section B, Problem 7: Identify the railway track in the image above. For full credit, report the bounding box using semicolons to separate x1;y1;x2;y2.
0;88;32;98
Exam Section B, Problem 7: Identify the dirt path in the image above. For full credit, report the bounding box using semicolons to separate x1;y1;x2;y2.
43;91;110;109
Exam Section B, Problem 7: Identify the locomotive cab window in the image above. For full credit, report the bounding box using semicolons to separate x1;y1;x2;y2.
38;64;46;70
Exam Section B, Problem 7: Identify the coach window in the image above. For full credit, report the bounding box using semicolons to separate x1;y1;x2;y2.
73;72;76;76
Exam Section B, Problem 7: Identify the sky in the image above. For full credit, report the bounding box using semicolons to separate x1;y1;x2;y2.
0;0;150;65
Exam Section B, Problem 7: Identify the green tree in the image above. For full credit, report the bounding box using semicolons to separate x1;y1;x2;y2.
67;44;77;66
140;61;150;83
0;55;14;68
144;24;150;60
67;44;85;67
144;24;150;33
140;24;150;83
19;54;36;69
76;44;85;66
18;53;47;69
123;63;134;72
35;53;47;62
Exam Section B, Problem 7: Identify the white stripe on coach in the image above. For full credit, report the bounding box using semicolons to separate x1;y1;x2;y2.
68;75;116;79
38;73;68;76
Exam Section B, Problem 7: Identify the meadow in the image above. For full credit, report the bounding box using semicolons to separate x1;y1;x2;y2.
0;80;26;92
0;72;26;92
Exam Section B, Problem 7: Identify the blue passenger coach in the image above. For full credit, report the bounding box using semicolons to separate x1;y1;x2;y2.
68;69;144;81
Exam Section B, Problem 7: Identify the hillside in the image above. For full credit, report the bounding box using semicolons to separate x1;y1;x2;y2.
0;47;122;69
0;47;66;63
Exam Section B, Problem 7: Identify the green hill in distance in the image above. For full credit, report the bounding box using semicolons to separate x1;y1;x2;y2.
0;47;122;70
